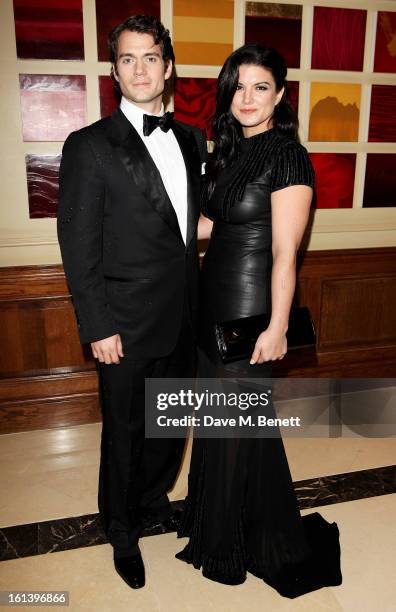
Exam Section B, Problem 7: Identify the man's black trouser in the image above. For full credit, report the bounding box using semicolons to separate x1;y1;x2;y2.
98;304;195;556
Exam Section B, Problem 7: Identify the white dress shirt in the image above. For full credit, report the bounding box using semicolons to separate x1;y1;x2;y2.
120;96;188;244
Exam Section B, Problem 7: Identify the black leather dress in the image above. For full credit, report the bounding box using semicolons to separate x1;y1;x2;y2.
176;129;342;597
198;127;314;372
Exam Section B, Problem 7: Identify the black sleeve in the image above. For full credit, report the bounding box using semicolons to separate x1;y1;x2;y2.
270;141;315;193
187;125;210;217
57;130;118;344
190;125;208;164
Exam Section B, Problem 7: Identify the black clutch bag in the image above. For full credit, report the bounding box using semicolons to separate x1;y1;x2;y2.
214;306;316;364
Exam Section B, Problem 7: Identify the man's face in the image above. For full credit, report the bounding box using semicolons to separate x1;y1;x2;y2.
113;30;172;111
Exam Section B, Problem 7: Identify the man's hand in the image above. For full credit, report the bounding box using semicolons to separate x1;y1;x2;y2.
91;334;124;364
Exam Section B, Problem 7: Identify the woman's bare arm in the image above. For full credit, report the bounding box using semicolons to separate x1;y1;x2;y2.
250;184;312;364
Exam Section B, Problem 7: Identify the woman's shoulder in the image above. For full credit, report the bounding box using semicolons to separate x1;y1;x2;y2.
252;130;309;162
270;131;309;155
269;132;314;192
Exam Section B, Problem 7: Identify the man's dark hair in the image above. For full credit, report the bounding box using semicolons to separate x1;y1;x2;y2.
108;14;175;66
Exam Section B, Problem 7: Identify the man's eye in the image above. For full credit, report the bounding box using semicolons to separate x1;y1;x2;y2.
146;57;157;62
122;58;132;64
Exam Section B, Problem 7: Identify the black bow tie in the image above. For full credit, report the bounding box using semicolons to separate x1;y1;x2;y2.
143;112;174;136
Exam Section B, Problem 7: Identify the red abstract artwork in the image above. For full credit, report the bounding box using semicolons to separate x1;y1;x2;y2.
245;4;302;69
20;74;87;142
96;0;160;62
374;12;396;73
13;0;84;60
363;154;396;207
309;153;356;209
312;7;366;71
26;154;60;218
368;85;396;142
174;77;217;140
99;76;121;118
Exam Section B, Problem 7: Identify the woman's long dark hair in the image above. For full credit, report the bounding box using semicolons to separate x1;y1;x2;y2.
207;44;298;195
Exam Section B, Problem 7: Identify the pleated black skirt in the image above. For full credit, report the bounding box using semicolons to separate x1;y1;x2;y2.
175;349;342;598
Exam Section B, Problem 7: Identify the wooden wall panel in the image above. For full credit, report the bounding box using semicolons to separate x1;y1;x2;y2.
0;298;93;374
0;265;94;376
319;276;396;349
0;248;395;433
0;307;23;372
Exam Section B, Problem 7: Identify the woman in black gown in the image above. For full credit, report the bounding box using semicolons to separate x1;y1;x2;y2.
176;45;342;598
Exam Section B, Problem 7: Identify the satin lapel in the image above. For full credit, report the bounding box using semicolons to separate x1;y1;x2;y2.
172;122;201;249
109;109;182;241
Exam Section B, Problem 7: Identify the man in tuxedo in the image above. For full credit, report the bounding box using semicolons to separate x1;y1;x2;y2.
57;15;205;589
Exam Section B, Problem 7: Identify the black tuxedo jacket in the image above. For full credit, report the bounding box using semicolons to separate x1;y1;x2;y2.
57;108;206;358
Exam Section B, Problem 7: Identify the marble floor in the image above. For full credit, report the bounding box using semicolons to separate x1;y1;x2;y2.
0;423;395;611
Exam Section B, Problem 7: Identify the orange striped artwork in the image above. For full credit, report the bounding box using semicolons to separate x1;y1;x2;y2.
173;0;234;65
309;83;361;142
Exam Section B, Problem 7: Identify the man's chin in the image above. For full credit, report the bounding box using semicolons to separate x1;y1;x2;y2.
125;92;163;105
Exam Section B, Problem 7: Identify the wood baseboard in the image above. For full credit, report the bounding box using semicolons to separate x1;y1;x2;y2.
0;371;100;433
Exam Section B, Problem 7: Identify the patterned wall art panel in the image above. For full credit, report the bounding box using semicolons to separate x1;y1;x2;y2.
173;0;234;66
309;83;361;142
26;154;61;218
99;76;121;118
96;0;160;62
13;0;84;60
310;153;356;209
368;85;396;142
8;0;396;228
363;154;396;208
374;11;396;73
19;74;87;142
245;3;302;69
311;7;366;71
174;77;217;139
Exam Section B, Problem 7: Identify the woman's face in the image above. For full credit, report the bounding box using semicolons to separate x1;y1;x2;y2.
230;64;284;137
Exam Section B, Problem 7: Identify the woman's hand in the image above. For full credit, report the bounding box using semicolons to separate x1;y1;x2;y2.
250;329;287;365
198;214;213;241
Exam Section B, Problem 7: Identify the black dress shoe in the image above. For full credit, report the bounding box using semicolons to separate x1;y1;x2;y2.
162;508;183;532
141;508;183;536
114;552;145;589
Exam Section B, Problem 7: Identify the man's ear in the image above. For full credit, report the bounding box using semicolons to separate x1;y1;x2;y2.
111;64;119;82
164;59;173;81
